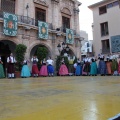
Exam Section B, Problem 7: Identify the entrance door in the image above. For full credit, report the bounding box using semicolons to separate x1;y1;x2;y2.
0;40;16;75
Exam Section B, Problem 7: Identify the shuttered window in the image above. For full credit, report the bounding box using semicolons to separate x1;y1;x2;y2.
1;0;15;14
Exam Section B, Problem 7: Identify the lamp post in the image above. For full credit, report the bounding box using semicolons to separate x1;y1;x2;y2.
26;3;29;18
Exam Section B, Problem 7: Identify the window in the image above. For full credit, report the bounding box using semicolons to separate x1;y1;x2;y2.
107;3;113;9
99;5;107;15
102;39;110;53
100;22;109;36
113;1;119;6
1;0;15;13
62;16;70;29
35;8;46;22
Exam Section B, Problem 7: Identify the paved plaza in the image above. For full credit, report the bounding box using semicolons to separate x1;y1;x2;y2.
0;76;120;120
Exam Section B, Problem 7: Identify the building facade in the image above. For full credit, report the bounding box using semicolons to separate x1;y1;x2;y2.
89;0;120;57
0;0;81;68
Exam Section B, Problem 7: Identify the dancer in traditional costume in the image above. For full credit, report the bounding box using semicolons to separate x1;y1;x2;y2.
31;56;39;77
75;58;82;76
39;58;48;77
59;58;68;76
47;56;54;77
112;58;118;76
106;56;112;75
82;58;91;76
7;53;16;78
0;56;5;78
21;58;31;78
90;57;97;76
98;55;106;76
118;60;120;75
68;55;75;76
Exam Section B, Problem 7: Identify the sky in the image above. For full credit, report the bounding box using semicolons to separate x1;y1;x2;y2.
78;0;102;40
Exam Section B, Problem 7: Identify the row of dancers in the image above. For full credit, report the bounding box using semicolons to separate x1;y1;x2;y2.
0;53;120;78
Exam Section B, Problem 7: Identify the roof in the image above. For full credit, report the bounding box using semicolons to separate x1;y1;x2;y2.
88;0;115;9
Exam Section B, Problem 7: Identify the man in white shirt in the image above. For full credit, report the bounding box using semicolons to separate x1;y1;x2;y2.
7;53;16;78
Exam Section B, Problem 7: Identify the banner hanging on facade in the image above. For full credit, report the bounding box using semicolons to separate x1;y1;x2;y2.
66;28;74;44
38;21;48;39
111;35;120;53
3;12;18;36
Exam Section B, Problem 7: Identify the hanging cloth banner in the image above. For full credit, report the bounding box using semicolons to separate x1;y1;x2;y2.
3;12;18;36
38;21;48;39
66;28;74;44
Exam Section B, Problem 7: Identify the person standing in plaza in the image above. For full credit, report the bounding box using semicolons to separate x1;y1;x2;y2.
112;57;118;76
7;53;16;78
47;56;54;77
106;56;112;75
21;58;31;78
31;56;39;77
90;57;97;76
39;58;48;77
0;55;5;78
68;55;75;76
98;55;106;76
59;58;68;76
75;58;82;76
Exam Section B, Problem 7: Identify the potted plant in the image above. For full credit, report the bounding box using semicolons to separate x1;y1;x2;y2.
15;44;27;77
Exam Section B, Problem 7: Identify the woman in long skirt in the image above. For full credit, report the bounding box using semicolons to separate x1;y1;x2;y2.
98;57;106;76
106;58;112;75
31;56;39;77
75;58;82;76
59;58;68;76
0;56;5;78
39;58;48;77
90;58;97;76
21;58;31;78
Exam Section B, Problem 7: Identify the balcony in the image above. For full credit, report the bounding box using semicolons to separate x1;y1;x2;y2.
59;26;77;35
0;11;53;29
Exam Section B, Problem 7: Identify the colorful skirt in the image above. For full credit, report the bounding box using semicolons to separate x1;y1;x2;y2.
47;65;54;74
0;64;5;78
75;65;82;76
7;63;15;73
32;64;39;74
59;64;68;75
21;65;31;77
39;65;48;76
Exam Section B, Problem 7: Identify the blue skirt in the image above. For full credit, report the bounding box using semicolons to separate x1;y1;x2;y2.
21;65;31;77
75;65;82;76
47;65;54;74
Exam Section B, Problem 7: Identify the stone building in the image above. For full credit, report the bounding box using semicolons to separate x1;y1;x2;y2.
0;0;82;68
88;0;120;57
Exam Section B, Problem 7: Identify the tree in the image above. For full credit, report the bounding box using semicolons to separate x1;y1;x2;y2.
15;44;27;71
36;47;48;69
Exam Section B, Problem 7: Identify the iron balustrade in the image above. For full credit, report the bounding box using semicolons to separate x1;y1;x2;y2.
0;11;53;29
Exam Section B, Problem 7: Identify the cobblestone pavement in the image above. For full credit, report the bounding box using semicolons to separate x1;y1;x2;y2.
0;76;120;120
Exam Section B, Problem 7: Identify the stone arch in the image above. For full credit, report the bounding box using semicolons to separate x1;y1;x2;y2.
68;46;75;56
0;38;20;45
61;7;72;15
29;41;52;58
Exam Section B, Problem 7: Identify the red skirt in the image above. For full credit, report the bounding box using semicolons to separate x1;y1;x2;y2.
32;64;39;74
7;63;15;73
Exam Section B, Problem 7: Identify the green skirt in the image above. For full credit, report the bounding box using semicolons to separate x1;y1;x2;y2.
0;64;5;78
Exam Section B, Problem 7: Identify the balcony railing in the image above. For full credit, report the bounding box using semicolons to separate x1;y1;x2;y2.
0;11;53;29
60;26;76;35
0;11;79;37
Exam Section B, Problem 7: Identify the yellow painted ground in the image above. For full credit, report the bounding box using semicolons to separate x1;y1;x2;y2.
0;76;120;120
